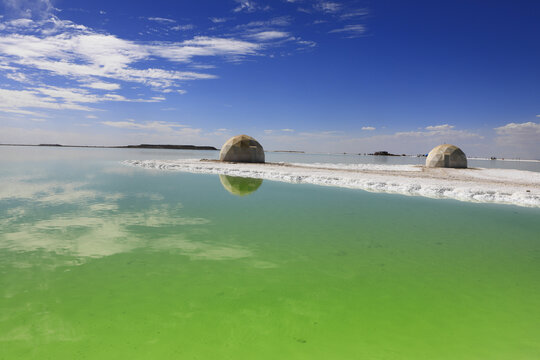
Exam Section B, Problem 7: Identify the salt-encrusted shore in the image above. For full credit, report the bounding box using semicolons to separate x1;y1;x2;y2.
123;159;540;208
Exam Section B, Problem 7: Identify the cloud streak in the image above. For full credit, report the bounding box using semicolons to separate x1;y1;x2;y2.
0;16;268;115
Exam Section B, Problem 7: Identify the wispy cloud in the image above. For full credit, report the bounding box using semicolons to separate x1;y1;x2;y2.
390;124;481;140
0;85;163;116
237;16;292;29
494;121;540;134
340;9;369;19
0;16;269;116
83;81;121;91
5;71;29;82
425;124;454;131
0;88;93;113
1;0;54;19
329;24;365;36
209;17;228;24
494;122;540;157
147;17;176;23
101;120;193;132
314;1;341;14
233;0;269;13
361;126;375;131
171;24;194;31
249;30;289;41
0;20;229;91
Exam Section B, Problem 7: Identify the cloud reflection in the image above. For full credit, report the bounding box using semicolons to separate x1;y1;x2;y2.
0;177;253;265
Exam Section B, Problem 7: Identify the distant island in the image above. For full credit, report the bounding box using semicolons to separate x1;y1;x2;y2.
125;144;218;150
271;150;305;153
368;151;403;156
0;143;219;151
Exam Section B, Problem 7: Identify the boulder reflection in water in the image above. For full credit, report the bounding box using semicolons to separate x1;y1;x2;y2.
219;175;263;196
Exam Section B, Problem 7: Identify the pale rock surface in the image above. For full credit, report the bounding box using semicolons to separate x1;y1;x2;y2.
426;144;467;168
219;135;265;163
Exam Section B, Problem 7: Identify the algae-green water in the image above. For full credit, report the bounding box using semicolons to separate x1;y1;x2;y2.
1;147;539;359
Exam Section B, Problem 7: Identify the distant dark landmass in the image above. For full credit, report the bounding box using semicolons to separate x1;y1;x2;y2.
0;143;218;151
126;144;218;150
369;151;402;156
271;150;305;153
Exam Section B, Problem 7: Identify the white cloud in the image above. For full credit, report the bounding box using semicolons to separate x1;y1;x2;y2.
190;64;216;69
233;0;261;13
340;9;369;19
147;17;175;23
0;18;260;95
238;16;292;29
425;124;454;131
0;17;281;116
209;17;227;23
494;122;540;158
0;88;92;113
150;36;260;63
361;126;375;131
0;85;165;115
171;24;194;31
297;39;317;48
101;120;201;136
391;127;480;140
210;128;231;136
329;24;365;36
249;31;289;41
5;72;29;82
83;81;121;90
494;121;540;135
264;128;295;135
85;114;97;119
314;1;341;13
2;0;54;19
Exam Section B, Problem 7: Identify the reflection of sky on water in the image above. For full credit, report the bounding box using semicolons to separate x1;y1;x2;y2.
219;175;263;196
0;173;253;266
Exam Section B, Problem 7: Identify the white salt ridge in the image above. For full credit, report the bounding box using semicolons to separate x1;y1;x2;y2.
290;163;422;172
468;157;540;163
123;159;540;208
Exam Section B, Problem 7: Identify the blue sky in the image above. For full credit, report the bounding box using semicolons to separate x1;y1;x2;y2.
0;0;539;158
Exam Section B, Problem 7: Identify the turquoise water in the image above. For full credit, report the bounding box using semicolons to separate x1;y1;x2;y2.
1;147;540;359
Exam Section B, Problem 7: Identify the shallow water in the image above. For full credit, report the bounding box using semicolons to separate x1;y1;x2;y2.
1;147;540;359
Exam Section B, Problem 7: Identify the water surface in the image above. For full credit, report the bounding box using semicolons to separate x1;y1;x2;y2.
1;147;539;359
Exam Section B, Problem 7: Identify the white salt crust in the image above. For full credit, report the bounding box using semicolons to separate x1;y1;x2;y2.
123;159;540;208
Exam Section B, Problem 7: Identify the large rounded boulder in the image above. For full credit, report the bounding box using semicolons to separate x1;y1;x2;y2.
426;144;467;168
219;135;265;163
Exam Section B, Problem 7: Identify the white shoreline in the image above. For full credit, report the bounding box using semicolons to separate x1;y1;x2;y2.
123;159;540;208
467;157;540;163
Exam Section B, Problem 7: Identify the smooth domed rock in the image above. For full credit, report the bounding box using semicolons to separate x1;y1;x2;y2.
426;144;467;168
219;175;263;196
219;135;265;163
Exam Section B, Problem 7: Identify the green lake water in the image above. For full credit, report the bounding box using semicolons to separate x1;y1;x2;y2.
1;147;539;359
